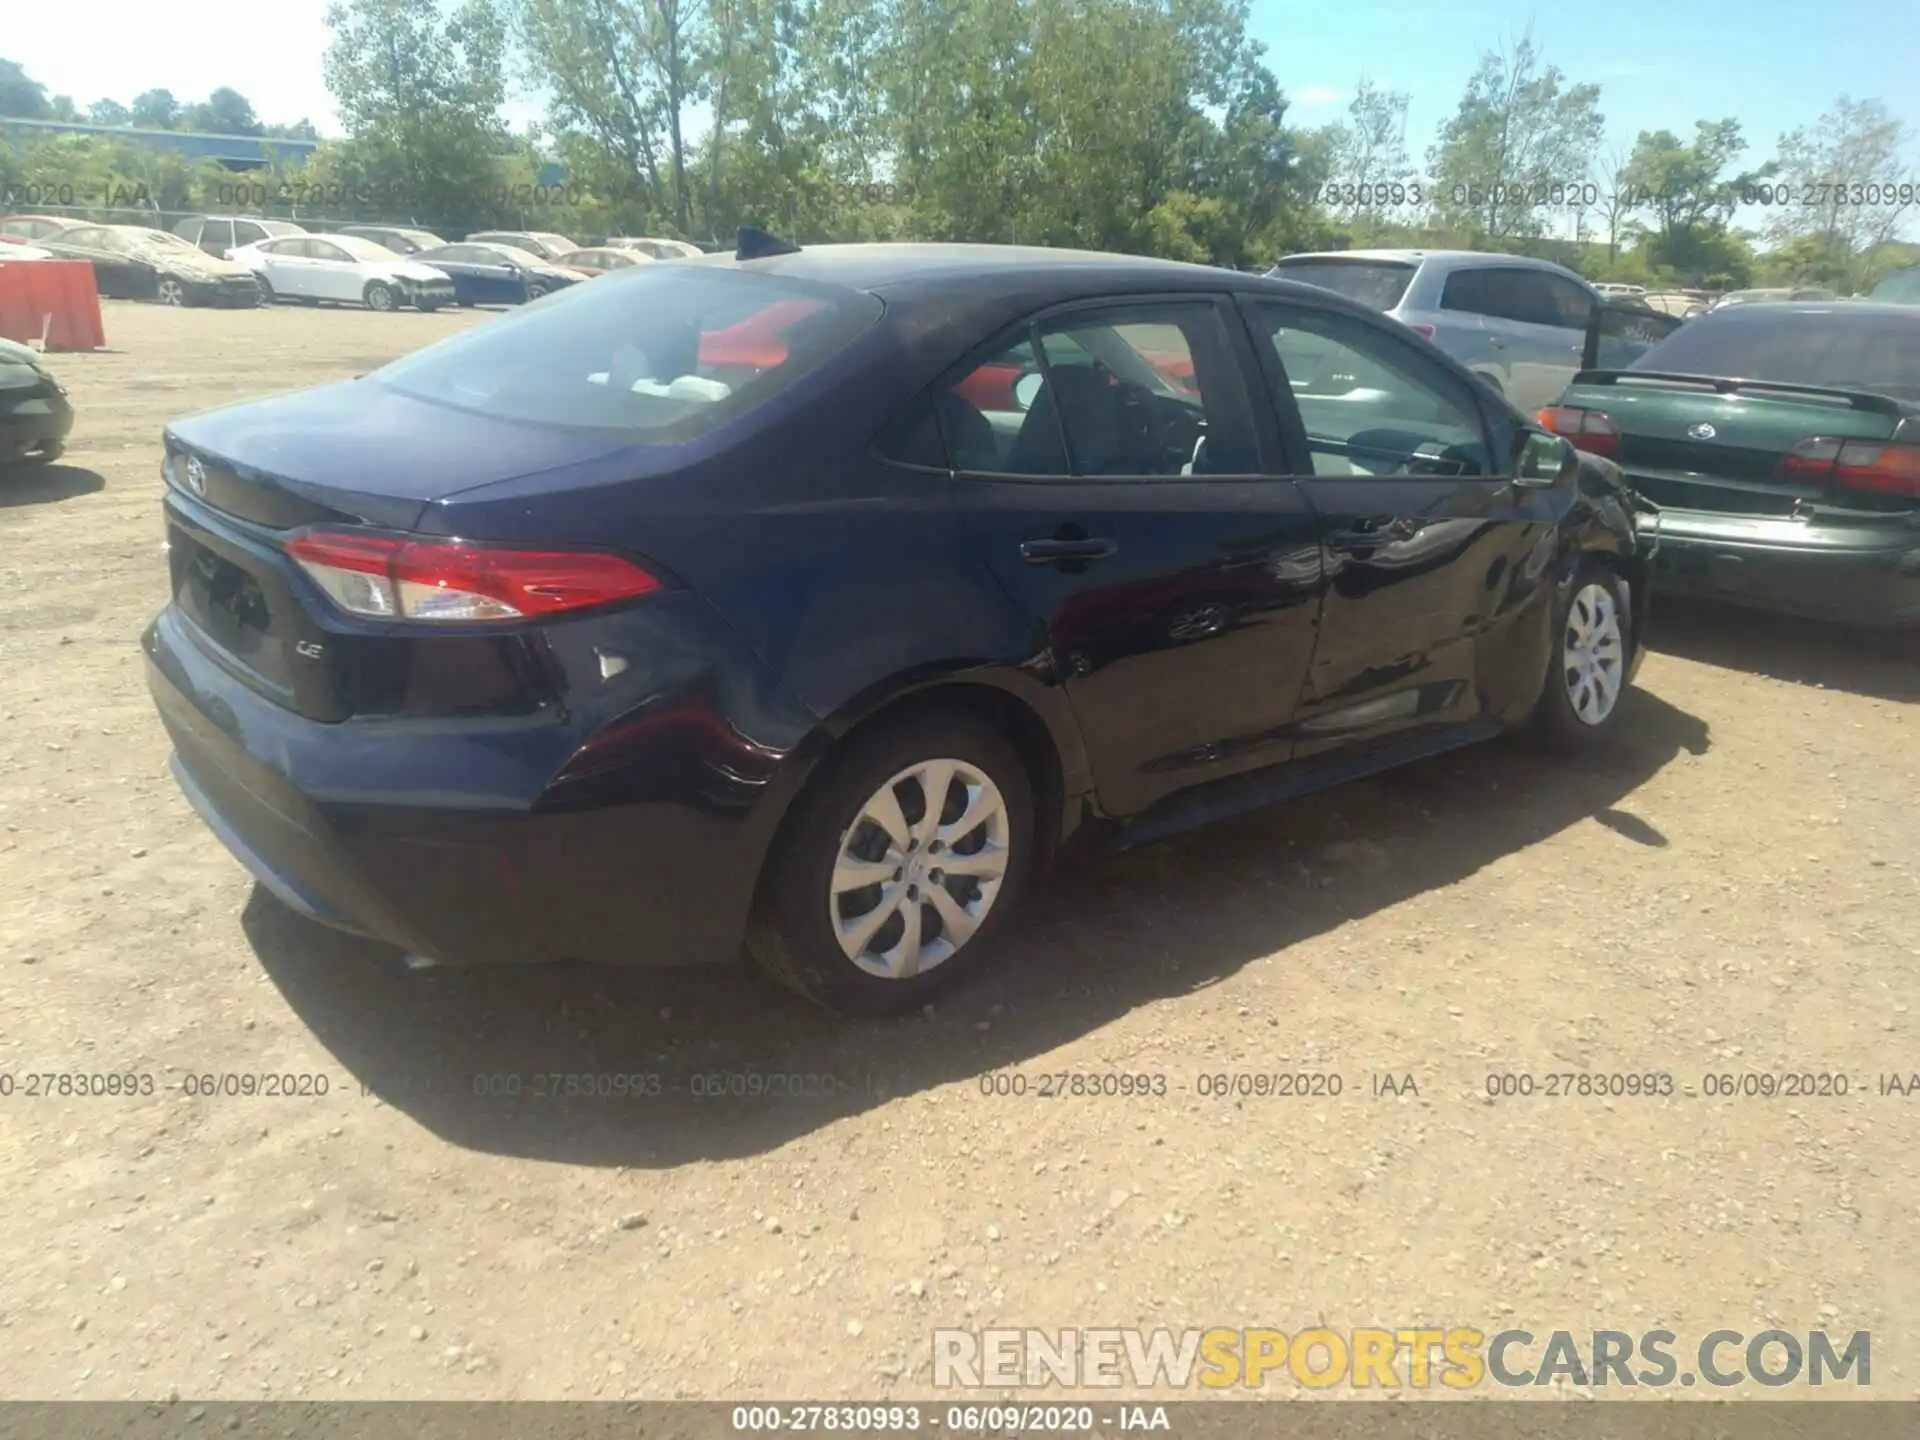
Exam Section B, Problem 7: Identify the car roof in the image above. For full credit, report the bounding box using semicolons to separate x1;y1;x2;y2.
1275;248;1574;273
692;241;1269;292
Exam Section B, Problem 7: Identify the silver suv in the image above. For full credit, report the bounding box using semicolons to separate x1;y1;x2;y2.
1268;249;1603;412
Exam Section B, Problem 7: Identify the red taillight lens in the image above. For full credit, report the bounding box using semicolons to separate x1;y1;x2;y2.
285;531;663;623
1778;437;1920;499
1407;323;1436;339
1536;405;1620;459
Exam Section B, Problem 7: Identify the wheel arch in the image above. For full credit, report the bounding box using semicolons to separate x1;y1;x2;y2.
747;664;1090;924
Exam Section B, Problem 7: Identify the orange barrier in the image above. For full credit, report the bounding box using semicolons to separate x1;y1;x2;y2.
0;259;107;352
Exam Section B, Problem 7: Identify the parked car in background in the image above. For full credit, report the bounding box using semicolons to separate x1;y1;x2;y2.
556;247;648;277
1642;291;1711;320
173;216;307;260
232;234;456;312
606;236;704;260
0;215;77;243
1544;301;1920;628
1269;249;1621;411
0;240;56;259
0;335;73;469
334;225;445;256
408;242;582;305
35;224;260;306
465;230;578;262
144;239;1652;1015
1867;266;1920;305
1593;283;1647;298
1710;287;1836;310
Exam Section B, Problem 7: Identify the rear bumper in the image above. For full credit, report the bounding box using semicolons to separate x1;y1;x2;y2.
1636;509;1920;629
143;596;814;968
1;388;73;461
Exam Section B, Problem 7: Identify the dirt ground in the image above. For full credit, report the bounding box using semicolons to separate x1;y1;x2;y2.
0;300;1916;1404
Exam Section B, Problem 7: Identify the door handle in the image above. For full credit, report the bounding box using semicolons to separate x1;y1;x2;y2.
1020;537;1118;564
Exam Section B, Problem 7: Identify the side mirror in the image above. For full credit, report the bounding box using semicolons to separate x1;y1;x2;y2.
1012;372;1045;411
1515;429;1576;486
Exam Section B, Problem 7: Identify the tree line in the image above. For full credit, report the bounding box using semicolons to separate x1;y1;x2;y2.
3;10;1916;290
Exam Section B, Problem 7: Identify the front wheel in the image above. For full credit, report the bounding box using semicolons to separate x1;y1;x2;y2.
364;281;398;312
748;712;1035;1015
524;282;548;301
1532;561;1632;750
155;278;187;306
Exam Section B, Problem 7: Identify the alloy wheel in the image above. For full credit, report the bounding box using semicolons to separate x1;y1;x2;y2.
1562;581;1624;726
156;279;185;306
829;758;1012;980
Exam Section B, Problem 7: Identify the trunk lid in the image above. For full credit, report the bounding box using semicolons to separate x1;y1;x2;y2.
1558;371;1908;516
165;379;641;531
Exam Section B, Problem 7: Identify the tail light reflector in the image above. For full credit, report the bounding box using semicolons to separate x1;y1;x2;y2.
285;531;662;623
1779;437;1920;499
1407;323;1437;339
1536;405;1621;459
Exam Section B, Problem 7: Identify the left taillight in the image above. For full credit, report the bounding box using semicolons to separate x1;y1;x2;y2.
284;530;663;624
1537;404;1621;459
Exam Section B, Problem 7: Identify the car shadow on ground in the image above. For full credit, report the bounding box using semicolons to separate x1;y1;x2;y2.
245;688;1710;1168
1650;598;1917;705
0;463;104;508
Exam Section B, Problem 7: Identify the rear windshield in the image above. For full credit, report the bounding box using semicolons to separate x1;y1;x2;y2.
1267;259;1416;310
1631;307;1920;401
372;266;884;438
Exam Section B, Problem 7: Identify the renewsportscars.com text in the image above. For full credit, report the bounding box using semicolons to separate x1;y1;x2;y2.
932;1327;1870;1389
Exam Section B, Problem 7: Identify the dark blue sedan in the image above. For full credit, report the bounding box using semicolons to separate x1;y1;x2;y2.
144;237;1654;1013
409;241;581;305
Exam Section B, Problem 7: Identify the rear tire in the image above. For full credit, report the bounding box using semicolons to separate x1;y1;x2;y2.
255;275;274;305
748;712;1035;1016
524;282;548;301
1532;560;1632;751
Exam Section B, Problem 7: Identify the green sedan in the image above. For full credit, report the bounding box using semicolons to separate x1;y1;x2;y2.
1542;301;1920;629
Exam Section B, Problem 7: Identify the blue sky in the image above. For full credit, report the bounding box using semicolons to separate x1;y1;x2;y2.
10;0;1919;175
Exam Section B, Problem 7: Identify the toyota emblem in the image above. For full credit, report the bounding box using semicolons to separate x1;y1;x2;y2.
1687;422;1717;441
184;455;207;496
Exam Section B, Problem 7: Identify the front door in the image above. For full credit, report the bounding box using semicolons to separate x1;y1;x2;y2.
943;295;1325;818
1238;296;1563;758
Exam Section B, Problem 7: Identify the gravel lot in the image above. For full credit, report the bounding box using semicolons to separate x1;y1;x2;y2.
1;300;1916;1404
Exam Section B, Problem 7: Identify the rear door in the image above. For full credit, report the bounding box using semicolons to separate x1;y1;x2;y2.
259;238;316;299
1239;296;1562;755
304;239;363;302
1458;267;1590;410
939;295;1325;817
57;227;148;297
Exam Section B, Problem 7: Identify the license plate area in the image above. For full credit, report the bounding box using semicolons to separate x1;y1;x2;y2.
169;523;297;692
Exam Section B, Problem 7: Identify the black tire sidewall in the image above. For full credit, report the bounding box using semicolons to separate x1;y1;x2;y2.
366;283;395;311
752;713;1035;1015
1535;561;1632;749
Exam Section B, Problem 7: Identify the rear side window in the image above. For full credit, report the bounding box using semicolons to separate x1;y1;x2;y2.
176;218;203;244
202;219;234;251
1633;310;1920;401
1442;267;1557;326
372;267;884;438
234;221;268;246
1269;260;1415;311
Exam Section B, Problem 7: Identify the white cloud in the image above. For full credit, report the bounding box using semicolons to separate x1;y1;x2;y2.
1295;85;1342;106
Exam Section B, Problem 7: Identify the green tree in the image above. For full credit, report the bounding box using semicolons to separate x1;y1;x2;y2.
1617;119;1767;283
1762;96;1917;271
323;0;512;231
1425;31;1603;240
181;87;263;135
1321;78;1413;231
87;98;131;126
47;95;81;122
0;59;50;119
129;89;179;128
